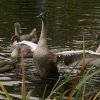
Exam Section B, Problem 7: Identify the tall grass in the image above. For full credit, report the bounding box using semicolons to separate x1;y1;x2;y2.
0;83;13;100
21;48;32;100
47;60;100;100
47;36;100;100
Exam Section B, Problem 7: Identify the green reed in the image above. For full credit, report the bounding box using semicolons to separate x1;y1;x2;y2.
47;36;100;100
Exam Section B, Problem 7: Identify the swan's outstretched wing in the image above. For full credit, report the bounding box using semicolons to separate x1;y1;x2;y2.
55;50;100;66
13;40;38;52
55;50;100;56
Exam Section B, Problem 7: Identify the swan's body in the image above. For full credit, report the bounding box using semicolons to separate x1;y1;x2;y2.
0;60;17;73
18;28;37;43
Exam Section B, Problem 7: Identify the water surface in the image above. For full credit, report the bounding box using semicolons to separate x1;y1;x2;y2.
0;0;100;99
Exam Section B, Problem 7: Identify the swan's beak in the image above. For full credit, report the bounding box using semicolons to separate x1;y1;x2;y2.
36;13;44;18
36;15;41;18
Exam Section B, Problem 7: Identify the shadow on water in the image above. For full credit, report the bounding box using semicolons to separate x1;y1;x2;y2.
0;0;100;99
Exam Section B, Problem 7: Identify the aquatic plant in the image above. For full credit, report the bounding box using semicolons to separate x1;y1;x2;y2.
47;35;100;100
21;48;32;100
0;82;13;100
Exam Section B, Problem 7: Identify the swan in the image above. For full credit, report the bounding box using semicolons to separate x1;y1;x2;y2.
33;13;59;79
11;22;38;58
11;22;38;43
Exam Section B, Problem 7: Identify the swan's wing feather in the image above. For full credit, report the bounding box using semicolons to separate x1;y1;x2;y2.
13;40;38;51
55;50;100;56
55;50;100;66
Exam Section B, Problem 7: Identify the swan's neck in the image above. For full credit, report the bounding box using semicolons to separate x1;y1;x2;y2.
38;18;48;47
15;27;18;35
15;26;22;35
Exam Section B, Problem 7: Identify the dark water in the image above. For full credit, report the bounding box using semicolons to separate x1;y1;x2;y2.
0;0;100;99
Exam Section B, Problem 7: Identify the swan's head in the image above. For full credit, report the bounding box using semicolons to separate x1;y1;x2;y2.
14;22;20;27
14;22;22;34
36;13;47;20
30;28;37;36
96;33;100;41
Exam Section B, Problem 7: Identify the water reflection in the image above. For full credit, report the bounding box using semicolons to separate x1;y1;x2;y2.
0;0;100;99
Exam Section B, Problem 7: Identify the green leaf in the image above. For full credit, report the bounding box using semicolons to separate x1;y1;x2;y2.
42;84;48;100
22;79;26;100
26;90;32;100
76;68;100;89
0;83;13;100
